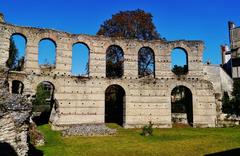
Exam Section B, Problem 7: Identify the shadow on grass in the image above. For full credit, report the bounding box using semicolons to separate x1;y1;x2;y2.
0;142;18;156
32;111;51;126
205;148;240;156
28;143;43;156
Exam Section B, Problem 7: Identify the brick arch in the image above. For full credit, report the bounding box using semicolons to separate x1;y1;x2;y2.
10;33;28;43
72;42;90;50
39;38;57;47
33;79;59;93
167;81;196;97
106;44;124;53
170;41;192;54
103;82;129;96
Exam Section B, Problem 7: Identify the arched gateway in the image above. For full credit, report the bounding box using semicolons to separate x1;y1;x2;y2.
171;85;193;126
105;85;126;126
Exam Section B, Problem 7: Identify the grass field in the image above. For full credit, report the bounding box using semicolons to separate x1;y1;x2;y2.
35;124;240;156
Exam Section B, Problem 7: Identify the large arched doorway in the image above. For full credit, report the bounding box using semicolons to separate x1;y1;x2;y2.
32;81;55;125
171;85;193;126
105;85;125;126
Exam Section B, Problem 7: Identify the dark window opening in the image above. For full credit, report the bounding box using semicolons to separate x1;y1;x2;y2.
106;45;124;78
12;80;24;94
138;47;155;78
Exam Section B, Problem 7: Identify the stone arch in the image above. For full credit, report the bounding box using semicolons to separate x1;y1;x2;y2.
138;46;155;78
33;81;55;125
38;38;57;67
34;81;55;98
106;45;124;78
11;80;24;94
71;42;90;76
168;81;195;97
171;47;189;75
171;85;193;125
10;33;27;43
105;84;126;126
168;82;195;126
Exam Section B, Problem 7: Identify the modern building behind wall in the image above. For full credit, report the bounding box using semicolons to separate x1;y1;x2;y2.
222;22;240;79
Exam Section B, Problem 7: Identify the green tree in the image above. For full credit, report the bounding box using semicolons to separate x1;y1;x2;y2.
221;91;231;114
172;65;188;76
6;38;18;69
6;38;24;71
32;83;51;111
222;79;240;117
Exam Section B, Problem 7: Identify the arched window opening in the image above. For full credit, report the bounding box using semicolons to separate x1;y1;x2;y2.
171;48;188;75
138;47;155;78
105;85;126;126
171;85;193;126
71;43;89;76
12;80;24;94
106;45;124;78
7;34;26;71
32;81;55;125
38;39;56;68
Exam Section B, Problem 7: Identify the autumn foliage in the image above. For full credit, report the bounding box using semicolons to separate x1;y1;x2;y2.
97;9;160;40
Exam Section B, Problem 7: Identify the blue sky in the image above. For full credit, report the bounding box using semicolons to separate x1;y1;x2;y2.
1;0;240;73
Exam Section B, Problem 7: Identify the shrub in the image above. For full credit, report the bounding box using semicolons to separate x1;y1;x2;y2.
141;121;153;136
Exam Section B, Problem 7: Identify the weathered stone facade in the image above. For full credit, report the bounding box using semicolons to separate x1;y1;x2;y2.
0;68;32;156
0;13;229;129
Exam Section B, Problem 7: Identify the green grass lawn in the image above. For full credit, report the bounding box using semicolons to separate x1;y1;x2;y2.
36;124;240;156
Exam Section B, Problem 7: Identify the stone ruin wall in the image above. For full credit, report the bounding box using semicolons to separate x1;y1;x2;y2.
0;15;219;128
0;68;32;156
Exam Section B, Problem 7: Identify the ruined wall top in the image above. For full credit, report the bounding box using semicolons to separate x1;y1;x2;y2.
0;13;4;23
0;13;206;78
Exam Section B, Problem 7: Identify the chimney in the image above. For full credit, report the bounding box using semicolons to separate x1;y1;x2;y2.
0;13;4;22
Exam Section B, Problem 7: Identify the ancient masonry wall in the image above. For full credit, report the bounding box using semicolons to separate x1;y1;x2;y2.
0;68;32;156
0;16;218;128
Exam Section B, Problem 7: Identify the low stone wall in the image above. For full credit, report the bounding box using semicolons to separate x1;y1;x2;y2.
172;113;188;124
0;69;32;156
62;124;117;136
